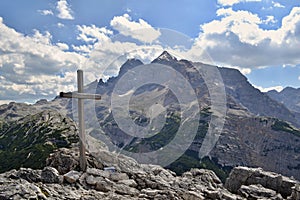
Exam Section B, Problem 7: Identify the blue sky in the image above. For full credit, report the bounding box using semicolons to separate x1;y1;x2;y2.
0;0;299;104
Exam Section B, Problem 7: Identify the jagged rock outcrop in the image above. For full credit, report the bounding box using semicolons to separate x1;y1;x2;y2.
0;147;299;199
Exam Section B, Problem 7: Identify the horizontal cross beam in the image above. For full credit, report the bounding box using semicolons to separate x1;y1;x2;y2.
60;92;101;100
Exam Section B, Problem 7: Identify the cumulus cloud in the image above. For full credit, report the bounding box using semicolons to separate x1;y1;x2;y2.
230;66;252;75
0;13;164;105
56;42;69;50
32;30;52;45
38;10;54;16
190;7;300;69
71;14;166;78
57;23;65;28
3;8;299;104
110;14;161;43
76;24;113;43
263;15;277;24
56;0;74;20
272;1;285;8
0;17;86;103
217;0;261;6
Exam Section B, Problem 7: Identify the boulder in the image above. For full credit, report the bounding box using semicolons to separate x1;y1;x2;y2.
238;184;283;200
63;170;82;183
225;166;299;198
41;167;62;184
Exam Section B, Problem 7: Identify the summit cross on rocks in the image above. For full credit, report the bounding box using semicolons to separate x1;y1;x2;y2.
60;70;101;171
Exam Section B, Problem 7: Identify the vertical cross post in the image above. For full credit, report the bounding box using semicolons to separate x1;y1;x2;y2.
60;69;101;172
77;70;87;171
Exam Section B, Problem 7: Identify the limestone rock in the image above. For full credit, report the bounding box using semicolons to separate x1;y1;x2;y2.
63;170;82;183
238;184;283;200
46;148;80;174
0;146;298;200
110;172;129;182
0;179;47;200
14;168;41;183
225;166;299;198
41;167;62;184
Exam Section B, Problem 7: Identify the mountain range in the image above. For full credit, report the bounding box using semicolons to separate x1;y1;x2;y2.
267;87;300;116
0;51;299;183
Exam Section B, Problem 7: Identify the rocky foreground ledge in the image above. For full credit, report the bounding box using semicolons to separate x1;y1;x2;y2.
0;148;299;200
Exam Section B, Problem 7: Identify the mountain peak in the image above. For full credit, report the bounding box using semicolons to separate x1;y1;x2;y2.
154;51;177;62
282;86;297;93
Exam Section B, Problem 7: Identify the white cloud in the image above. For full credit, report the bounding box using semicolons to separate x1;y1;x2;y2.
56;42;69;50
217;0;261;6
298;76;300;80
254;85;284;92
71;14;165;78
72;44;94;54
76;24;112;43
110;14;161;43
57;23;65;28
272;1;285;8
32;30;52;45
0;14;165;104
56;0;74;20
4;9;299;104
263;15;277;24
191;7;300;69
0;17;87;103
229;66;252;75
38;10;54;16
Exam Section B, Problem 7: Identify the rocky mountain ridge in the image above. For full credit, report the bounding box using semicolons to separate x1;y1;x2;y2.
0;147;299;199
267;87;300;114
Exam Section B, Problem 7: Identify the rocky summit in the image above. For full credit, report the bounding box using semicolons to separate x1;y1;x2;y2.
0;147;299;200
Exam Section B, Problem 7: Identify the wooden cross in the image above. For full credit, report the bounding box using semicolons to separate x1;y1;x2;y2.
60;70;101;171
